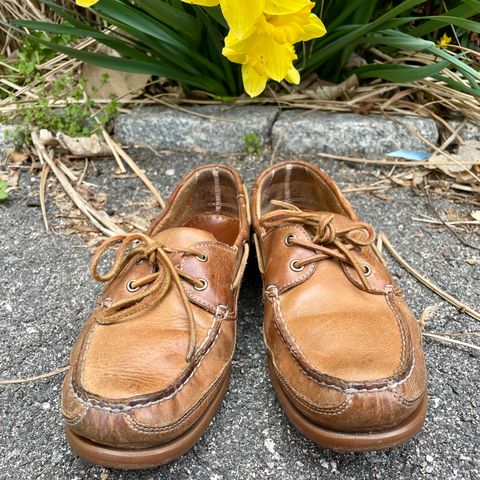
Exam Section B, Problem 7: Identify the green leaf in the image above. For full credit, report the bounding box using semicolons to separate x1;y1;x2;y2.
433;73;480;96
11;21;154;62
17;30;228;95
355;59;451;83
364;31;434;51
194;6;239;95
93;0;224;78
39;0;97;30
410;1;480;37
305;0;426;73
134;0;201;42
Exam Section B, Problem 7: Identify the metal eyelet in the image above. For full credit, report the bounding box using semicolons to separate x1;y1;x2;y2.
135;258;145;265
194;279;208;291
290;259;305;272
284;233;296;247
126;280;140;292
363;264;372;277
196;252;208;262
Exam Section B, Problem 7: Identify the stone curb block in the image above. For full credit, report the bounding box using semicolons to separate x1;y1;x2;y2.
115;106;441;159
272;111;439;159
114;105;280;154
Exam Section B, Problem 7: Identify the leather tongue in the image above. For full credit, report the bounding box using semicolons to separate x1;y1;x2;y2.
299;211;370;244
154;227;216;249
153;227;216;270
315;212;359;230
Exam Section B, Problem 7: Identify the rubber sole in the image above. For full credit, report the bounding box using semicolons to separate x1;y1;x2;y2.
65;369;231;470
268;360;427;452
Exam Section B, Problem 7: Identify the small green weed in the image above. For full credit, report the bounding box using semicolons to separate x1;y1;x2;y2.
0;32;74;101
0;181;8;202
13;32;73;77
244;132;263;156
0;74;118;148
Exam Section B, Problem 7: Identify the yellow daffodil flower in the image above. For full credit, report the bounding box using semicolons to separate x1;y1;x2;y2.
76;0;99;7
182;0;312;38
183;0;326;97
223;4;326;97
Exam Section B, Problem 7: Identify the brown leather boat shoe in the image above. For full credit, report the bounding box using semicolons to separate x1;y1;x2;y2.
251;160;427;452
61;164;250;469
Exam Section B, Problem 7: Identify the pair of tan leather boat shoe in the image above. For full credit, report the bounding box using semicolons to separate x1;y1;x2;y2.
61;161;427;469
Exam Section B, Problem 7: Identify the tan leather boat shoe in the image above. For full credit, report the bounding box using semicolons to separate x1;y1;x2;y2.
251;160;427;452
61;165;250;469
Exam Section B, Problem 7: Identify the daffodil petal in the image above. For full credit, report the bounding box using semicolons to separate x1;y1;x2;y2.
285;66;300;85
297;13;327;42
242;64;268;98
220;0;265;37
264;0;311;15
256;39;296;81
223;30;251;63
76;0;100;7
181;0;220;6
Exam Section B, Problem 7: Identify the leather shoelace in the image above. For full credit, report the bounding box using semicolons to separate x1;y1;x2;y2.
90;232;207;362
259;200;376;289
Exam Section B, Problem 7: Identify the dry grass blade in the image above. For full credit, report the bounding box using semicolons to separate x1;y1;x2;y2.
39;162;50;232
32;131;125;237
424;184;480;251
380;233;480;322
423;333;480;352
100;127;127;174
0;365;69;385
312;151;480;167
103;129;165;209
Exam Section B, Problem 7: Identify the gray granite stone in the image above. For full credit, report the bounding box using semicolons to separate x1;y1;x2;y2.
447;119;480;143
0;125;14;162
271;111;439;159
114;105;280;154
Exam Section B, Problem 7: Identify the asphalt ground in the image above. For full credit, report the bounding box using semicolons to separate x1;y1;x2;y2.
0;151;479;479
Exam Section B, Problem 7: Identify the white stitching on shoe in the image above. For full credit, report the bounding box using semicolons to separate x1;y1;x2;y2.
272;361;352;415
384;285;408;376
124;368;229;434
79;322;98;386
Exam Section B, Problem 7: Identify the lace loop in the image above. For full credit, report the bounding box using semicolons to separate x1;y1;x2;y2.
90;232;203;362
260;201;376;289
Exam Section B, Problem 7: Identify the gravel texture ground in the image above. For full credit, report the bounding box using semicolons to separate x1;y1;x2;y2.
0;150;479;480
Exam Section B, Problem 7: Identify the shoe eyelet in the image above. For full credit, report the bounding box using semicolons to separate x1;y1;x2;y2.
135;258;145;265
284;233;296;247
126;280;140;292
363;264;372;277
290;259;305;272
196;252;208;262
194;279;208;291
